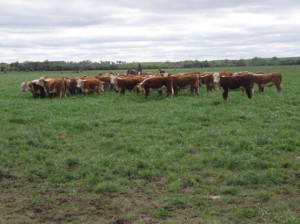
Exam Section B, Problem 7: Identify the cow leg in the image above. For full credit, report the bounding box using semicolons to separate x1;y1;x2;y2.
120;87;125;95
222;89;228;101
245;87;253;100
194;86;199;96
166;87;173;98
145;88;150;98
174;86;179;95
206;84;211;92
275;83;281;92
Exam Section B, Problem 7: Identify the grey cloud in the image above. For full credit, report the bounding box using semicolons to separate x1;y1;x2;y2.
1;0;300;62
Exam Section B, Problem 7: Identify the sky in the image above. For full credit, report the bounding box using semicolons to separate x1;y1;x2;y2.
1;0;300;63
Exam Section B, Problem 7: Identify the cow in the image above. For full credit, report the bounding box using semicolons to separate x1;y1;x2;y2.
110;76;144;95
35;77;66;98
63;77;81;95
200;72;215;92
213;73;254;101
20;81;46;98
137;76;174;98
77;78;104;96
253;72;282;92
94;75;114;91
172;74;199;95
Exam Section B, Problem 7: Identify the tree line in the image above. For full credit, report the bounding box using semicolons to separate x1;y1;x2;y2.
1;57;300;72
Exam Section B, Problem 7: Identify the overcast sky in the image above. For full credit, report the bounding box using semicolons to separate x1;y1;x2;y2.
1;0;300;63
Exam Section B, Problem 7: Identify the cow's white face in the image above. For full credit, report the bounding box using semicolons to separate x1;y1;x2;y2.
20;82;28;92
212;72;220;84
110;75;117;85
77;79;84;88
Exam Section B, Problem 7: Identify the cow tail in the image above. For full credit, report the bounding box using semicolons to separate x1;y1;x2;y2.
171;77;174;96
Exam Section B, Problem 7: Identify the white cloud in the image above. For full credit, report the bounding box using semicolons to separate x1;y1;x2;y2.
0;0;300;62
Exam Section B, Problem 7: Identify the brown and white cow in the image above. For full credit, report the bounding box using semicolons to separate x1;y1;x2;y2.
213;73;254;101
137;76;174;98
253;72;282;92
172;73;200;95
200;72;215;92
77;78;104;96
63;77;81;95
35;77;66;98
110;76;144;95
20;81;46;98
94;75;114;91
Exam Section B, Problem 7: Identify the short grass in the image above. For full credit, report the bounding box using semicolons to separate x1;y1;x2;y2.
0;66;299;223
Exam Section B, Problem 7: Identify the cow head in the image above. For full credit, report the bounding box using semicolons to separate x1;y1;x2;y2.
110;75;117;85
212;72;220;84
77;79;84;88
20;82;28;92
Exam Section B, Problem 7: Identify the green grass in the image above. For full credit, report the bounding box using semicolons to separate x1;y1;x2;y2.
0;66;300;223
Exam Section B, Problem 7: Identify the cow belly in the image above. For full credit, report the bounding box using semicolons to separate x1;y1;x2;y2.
262;82;274;87
150;86;167;91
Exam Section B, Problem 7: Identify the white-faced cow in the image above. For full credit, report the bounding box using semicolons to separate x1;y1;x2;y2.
20;81;46;98
77;78;104;96
110;76;144;95
213;73;254;101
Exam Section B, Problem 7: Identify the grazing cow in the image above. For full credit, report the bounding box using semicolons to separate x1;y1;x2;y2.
200;73;215;92
137;76;174;98
110;76;144;95
20;81;46;98
213;73;254;101
172;74;199;95
35;77;66;98
253;72;282;92
77;78;104;95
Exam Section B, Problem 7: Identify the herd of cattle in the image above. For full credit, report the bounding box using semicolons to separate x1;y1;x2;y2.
19;71;282;101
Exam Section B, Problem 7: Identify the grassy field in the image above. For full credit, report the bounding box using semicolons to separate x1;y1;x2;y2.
0;66;299;223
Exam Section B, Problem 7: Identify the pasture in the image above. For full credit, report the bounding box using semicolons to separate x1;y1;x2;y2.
0;66;299;223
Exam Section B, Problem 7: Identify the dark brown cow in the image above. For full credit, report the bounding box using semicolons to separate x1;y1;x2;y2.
137;76;174;98
253;72;282;92
172;74;199;95
77;78;103;95
36;77;66;98
110;76;144;95
213;73;254;101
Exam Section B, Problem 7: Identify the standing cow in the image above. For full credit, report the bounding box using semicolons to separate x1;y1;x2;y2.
77;78;104;95
137;76;174;98
35;77;66;98
253;72;282;92
213;73;254;101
